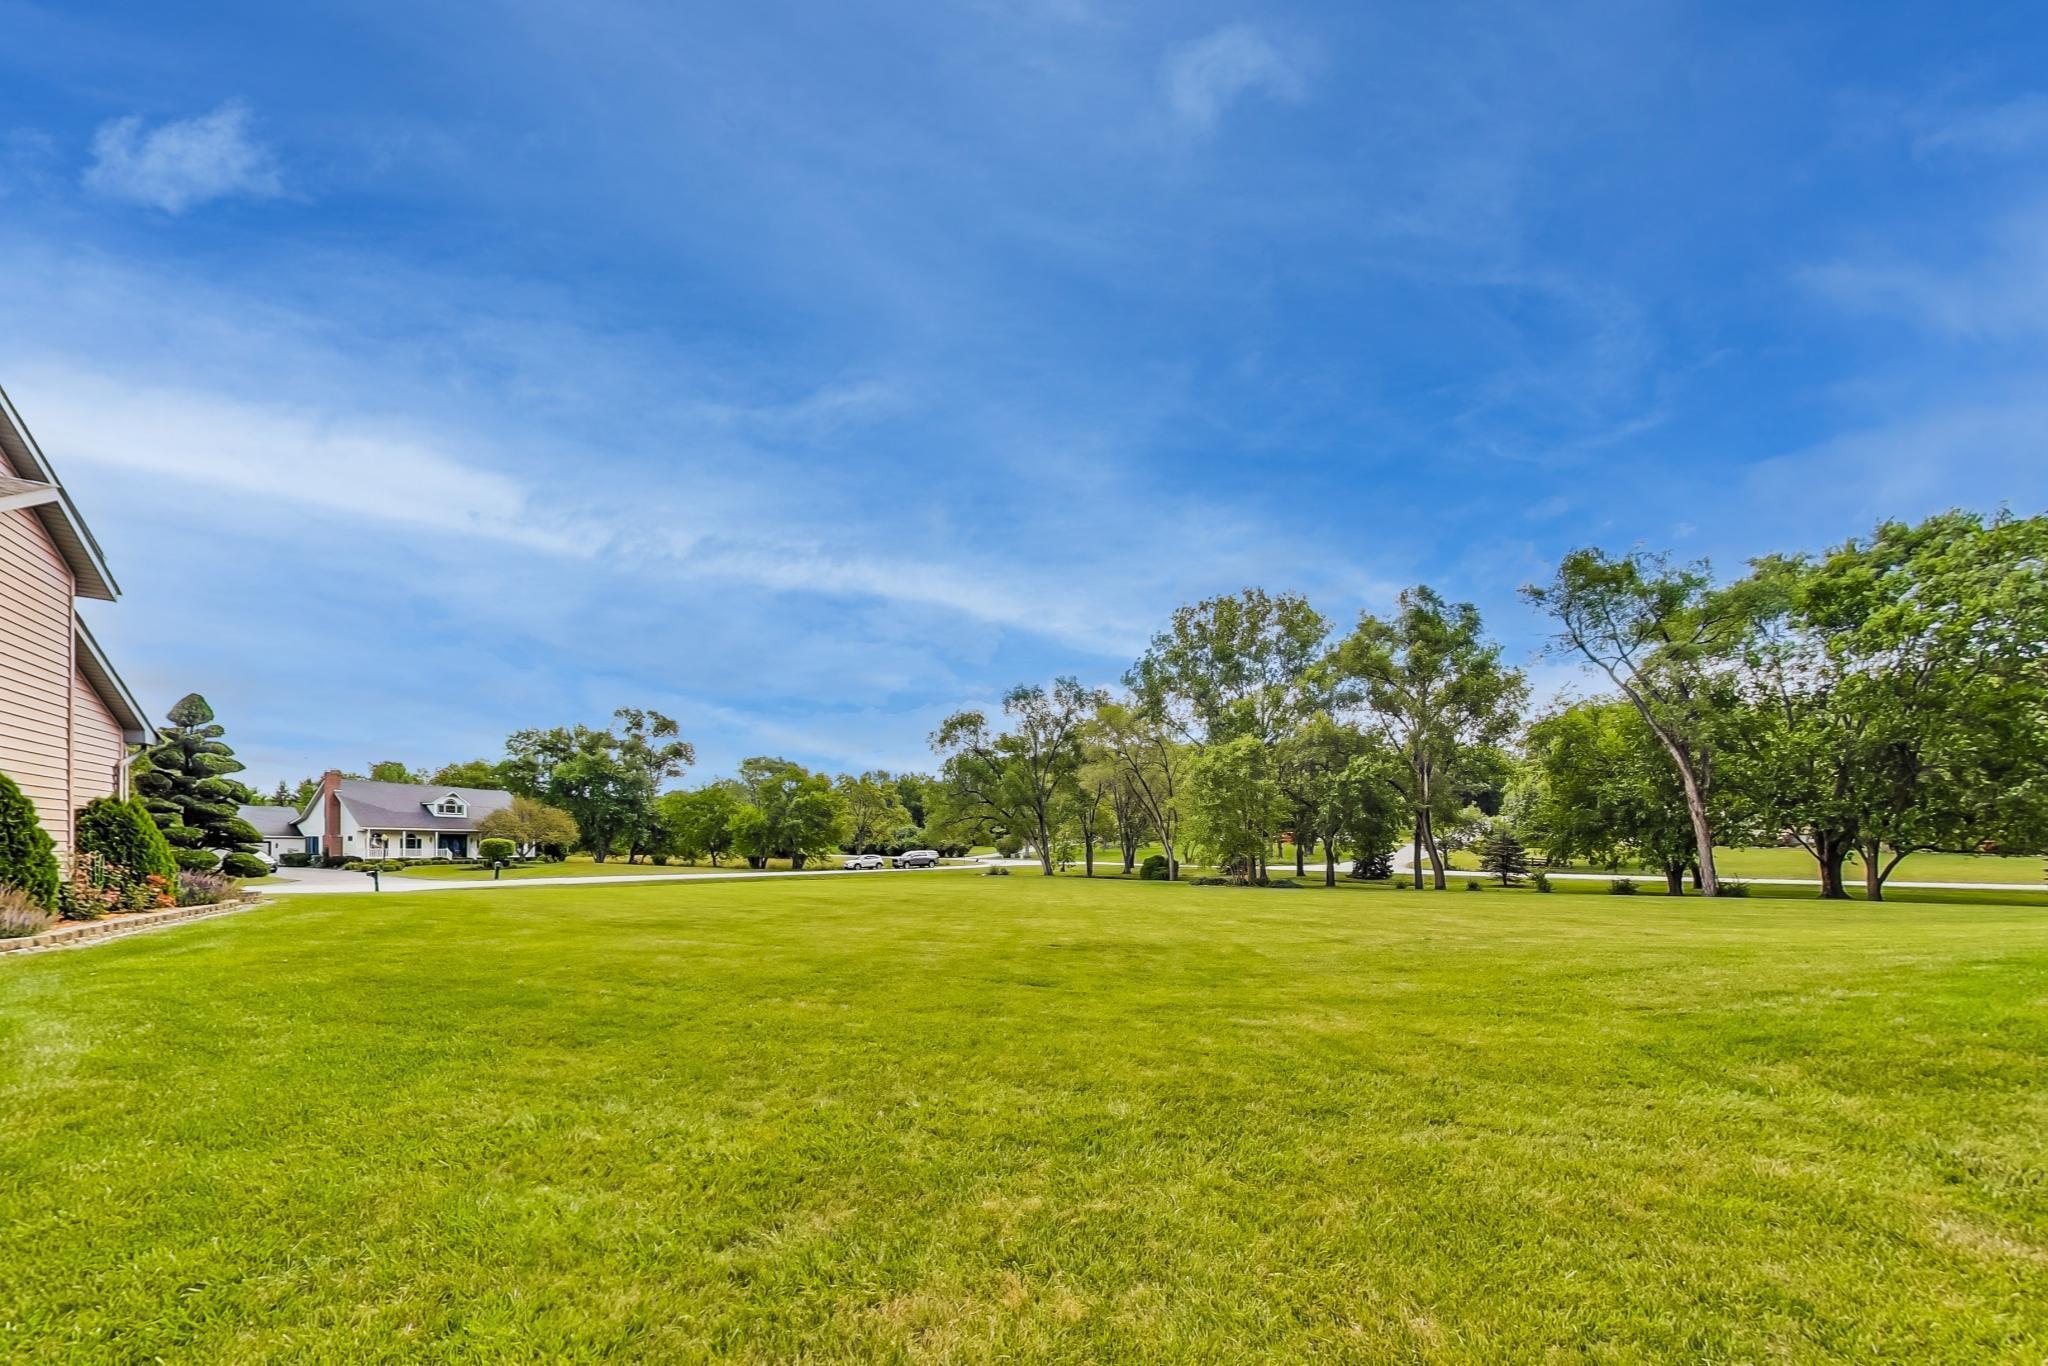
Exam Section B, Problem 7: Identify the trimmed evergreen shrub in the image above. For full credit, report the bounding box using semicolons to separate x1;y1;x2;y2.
279;851;313;868
1137;854;1170;880
0;770;60;910
134;694;263;864
220;853;270;879
480;837;516;863
75;797;179;884
173;847;221;873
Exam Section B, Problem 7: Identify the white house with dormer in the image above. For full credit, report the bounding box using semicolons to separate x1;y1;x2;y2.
275;771;516;860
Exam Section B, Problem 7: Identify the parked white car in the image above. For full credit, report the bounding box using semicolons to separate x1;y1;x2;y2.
843;853;886;871
893;849;940;869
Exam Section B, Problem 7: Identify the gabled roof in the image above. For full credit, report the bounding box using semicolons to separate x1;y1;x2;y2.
327;780;515;832
238;805;303;839
73;615;155;744
0;382;118;600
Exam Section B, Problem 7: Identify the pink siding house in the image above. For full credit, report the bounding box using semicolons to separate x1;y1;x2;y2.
0;383;152;854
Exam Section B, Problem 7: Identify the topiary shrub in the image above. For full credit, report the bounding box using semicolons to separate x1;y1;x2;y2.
75;797;179;885
220;853;270;879
0;886;51;938
0;770;60;910
1137;854;1170;881
279;851;312;868
480;837;516;863
173;847;220;873
1609;877;1638;896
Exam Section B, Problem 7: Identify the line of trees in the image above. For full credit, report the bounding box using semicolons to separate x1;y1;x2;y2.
933;509;2048;895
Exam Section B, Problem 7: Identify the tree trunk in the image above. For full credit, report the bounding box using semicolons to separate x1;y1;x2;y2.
1812;830;1851;900
1324;837;1336;888
1664;862;1684;896
1294;837;1305;878
1669;749;1719;895
1412;814;1424;891
1035;814;1055;876
1859;839;1885;902
1422;810;1447;890
1084;842;1094;877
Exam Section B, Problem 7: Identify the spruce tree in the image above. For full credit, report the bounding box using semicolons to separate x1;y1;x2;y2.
135;694;263;872
1480;827;1530;886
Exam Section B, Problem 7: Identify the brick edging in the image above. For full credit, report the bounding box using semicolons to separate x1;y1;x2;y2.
0;897;264;956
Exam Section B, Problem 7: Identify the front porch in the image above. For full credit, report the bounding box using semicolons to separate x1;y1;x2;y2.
362;829;473;860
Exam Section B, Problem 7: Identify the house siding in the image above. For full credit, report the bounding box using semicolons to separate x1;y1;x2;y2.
70;665;124;809
0;440;78;850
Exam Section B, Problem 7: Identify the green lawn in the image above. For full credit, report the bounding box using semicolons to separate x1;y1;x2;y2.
4;875;2046;1360
1435;844;2048;885
378;854;978;881
384;854;832;880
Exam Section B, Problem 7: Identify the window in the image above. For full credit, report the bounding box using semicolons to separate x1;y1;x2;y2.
405;834;423;850
432;794;468;817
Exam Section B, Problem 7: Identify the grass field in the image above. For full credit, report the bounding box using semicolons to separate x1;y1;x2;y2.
382;855;976;881
1431;844;2048;885
4;875;2046;1360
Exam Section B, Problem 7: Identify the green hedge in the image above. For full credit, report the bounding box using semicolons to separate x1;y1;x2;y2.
0;770;59;910
76;797;180;883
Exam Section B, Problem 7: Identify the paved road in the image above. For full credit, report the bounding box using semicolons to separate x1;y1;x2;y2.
258;860;1025;896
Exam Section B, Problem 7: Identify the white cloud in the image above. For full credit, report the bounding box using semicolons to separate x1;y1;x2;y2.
84;101;283;213
1161;23;1305;133
14;364;586;554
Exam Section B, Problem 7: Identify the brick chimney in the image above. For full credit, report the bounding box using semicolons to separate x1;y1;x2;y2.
320;769;343;858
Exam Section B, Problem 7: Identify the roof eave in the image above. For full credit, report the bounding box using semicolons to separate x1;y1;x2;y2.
0;383;120;601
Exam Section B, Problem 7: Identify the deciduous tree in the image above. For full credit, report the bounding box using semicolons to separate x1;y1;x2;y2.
502;709;694;862
1330;588;1526;890
932;678;1099;876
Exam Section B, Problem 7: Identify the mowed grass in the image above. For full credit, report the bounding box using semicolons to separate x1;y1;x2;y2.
3;877;2046;1361
1438;844;2048;885
384;855;975;882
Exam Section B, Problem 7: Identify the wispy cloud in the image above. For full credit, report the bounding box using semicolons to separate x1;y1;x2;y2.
84;101;282;212
1909;93;2048;157
14;364;587;553
1161;23;1305;134
1801;199;2048;340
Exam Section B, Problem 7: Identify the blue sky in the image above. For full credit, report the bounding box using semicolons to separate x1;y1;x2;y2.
5;1;2046;790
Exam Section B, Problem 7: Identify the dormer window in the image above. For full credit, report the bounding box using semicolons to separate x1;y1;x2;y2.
431;794;469;818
